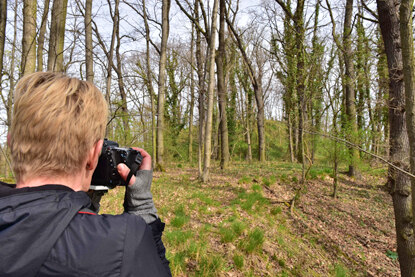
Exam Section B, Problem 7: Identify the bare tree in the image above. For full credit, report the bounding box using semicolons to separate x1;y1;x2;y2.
21;0;37;76
226;13;266;162
85;0;93;81
0;0;6;83
141;0;158;169
216;0;230;169
37;0;50;71
156;0;171;171
201;0;219;182
91;0;119;137
48;0;68;72
189;24;195;163
343;0;360;177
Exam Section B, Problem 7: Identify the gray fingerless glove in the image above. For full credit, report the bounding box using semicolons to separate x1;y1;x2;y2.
123;169;158;224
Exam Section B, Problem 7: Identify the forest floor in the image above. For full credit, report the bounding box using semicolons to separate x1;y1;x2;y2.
100;161;398;276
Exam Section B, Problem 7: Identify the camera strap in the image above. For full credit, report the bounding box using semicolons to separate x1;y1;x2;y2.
124;152;143;186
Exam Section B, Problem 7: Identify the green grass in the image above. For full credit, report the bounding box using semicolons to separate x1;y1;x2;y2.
263;175;277;186
240;228;265;253
197;255;224;276
164;230;192;245
238;175;251;184
231;220;246;236
271;206;283;215
334;263;350;277
96;160;391;276
233;254;244;269
170;204;190;228
219;226;236;243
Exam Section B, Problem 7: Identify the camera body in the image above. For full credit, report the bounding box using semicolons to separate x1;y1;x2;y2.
90;139;143;190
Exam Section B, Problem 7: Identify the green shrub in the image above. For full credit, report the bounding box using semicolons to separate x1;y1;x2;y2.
308;169;319;179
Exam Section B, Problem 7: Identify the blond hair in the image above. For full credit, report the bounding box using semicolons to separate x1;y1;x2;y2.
10;72;108;182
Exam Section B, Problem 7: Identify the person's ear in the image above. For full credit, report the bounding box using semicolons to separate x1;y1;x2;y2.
86;139;103;171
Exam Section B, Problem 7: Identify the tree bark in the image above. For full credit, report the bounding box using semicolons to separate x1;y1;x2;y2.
114;1;129;142
293;0;305;165
194;0;205;176
48;0;68;72
156;0;171;171
85;0;93;82
142;0;157;169
37;0;50;72
343;0;360;177
377;0;415;275
6;0;18;128
201;0;219;182
0;0;6;85
189;24;195;163
216;0;230;169
399;2;415;275
21;0;37;76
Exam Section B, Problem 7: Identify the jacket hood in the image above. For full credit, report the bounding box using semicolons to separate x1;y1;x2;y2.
0;186;90;277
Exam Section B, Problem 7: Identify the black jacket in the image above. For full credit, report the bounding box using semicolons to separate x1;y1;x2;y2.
0;182;171;277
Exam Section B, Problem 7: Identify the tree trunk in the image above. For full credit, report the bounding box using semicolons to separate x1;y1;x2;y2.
37;0;50;71
294;0;305;165
216;0;230;169
399;2;415;275
377;0;415;275
6;0;18;128
201;0;219;182
188;24;195;163
156;0;171;171
332;117;339;198
0;0;6;87
195;0;205;176
287;115;295;163
99;0;118;138
21;0;37;76
48;0;68;72
85;0;93;82
142;0;157;169
114;1;129;143
343;0;360;177
254;74;266;161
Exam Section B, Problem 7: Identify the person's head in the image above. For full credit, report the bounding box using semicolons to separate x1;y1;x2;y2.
10;72;108;184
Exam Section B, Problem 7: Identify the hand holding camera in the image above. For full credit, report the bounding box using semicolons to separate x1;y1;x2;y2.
91;139;146;190
89;139;157;223
117;147;152;185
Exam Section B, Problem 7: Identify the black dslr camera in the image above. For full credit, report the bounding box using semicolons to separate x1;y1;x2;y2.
90;139;143;190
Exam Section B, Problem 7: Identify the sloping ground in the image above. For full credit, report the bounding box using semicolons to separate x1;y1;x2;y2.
100;162;398;276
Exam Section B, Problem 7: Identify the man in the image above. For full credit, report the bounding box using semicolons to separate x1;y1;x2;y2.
0;72;171;276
